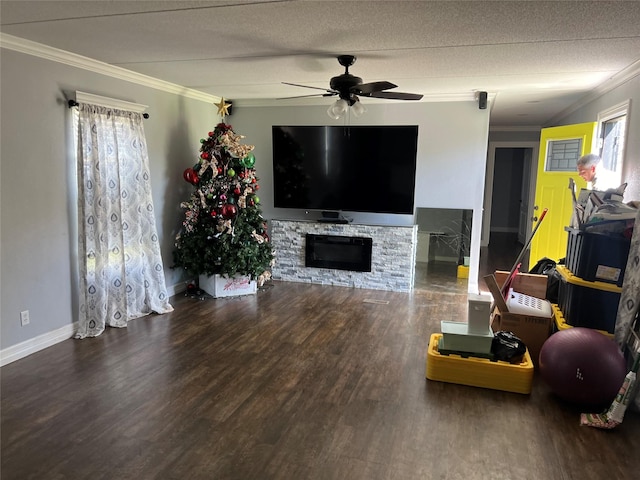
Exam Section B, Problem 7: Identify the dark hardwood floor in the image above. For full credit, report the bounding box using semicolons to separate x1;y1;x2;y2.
2;233;638;479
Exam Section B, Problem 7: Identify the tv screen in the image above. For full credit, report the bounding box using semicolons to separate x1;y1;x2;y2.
272;125;418;215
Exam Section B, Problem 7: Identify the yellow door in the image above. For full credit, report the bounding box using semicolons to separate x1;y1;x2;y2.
529;122;596;269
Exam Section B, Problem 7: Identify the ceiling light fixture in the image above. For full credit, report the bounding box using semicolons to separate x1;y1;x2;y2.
327;96;366;120
351;99;366;117
327;99;349;119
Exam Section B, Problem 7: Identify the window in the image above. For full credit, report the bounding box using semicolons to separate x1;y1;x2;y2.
597;100;629;183
545;138;583;172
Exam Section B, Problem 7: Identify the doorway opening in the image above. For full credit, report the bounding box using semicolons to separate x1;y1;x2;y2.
483;143;537;278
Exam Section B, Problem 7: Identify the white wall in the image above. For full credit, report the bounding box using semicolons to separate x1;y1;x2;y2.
0;48;216;361
229;100;490;292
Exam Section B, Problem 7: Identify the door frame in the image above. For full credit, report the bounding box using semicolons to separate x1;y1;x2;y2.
483;141;539;247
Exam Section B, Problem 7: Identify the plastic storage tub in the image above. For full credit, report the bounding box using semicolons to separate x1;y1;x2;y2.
556;265;621;334
551;303;613;338
564;227;631;287
425;333;533;394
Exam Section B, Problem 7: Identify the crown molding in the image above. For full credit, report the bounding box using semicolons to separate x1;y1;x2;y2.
0;33;220;104
546;58;640;126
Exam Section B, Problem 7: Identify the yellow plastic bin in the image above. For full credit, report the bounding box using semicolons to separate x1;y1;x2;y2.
425;333;534;394
456;265;469;279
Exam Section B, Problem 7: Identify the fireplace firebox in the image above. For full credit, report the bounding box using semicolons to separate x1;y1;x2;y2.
305;234;373;272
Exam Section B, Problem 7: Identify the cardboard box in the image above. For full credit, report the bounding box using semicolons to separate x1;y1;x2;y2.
489;271;553;366
494;270;548;299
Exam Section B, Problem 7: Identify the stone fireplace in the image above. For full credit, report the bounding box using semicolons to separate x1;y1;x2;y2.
270;220;417;292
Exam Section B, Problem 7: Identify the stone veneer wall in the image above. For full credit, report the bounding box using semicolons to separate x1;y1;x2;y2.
271;220;417;292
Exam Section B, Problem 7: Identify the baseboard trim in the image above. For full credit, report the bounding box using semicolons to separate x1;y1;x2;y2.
2;284;189;366
433;255;458;263
1;323;77;367
0;283;187;366
167;281;187;298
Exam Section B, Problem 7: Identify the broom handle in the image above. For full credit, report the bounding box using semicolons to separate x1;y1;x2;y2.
500;208;548;297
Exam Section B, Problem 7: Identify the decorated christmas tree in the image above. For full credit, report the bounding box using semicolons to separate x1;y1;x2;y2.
173;99;274;287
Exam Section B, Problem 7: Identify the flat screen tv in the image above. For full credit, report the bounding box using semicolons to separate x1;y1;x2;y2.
272;125;418;215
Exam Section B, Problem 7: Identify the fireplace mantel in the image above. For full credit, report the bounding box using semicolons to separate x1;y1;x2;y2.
270;220;417;292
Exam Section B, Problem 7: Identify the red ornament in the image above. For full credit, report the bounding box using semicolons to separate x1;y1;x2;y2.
208;131;214;137
200;151;210;160
234;187;241;195
221;203;237;219
183;167;199;184
217;167;223;174
254;184;260;191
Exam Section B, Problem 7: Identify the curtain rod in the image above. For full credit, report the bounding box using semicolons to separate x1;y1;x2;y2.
68;99;150;118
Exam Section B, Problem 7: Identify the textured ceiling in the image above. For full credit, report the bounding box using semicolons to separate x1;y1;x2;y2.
2;0;640;127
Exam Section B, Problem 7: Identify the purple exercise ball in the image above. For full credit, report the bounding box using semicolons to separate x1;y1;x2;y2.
539;327;627;407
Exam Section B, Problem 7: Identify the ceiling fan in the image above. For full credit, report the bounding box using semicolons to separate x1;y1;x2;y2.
281;55;423;118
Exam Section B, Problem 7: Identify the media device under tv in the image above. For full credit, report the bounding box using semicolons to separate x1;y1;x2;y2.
272;125;418;215
317;210;349;224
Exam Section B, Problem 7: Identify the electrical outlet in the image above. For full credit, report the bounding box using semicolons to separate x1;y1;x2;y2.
20;310;30;326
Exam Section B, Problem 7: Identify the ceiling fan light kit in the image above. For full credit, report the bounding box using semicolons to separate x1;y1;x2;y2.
327;97;366;120
327;99;349;119
351;99;366;117
283;55;423;119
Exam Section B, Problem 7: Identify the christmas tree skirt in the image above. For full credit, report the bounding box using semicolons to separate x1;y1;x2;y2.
199;274;257;298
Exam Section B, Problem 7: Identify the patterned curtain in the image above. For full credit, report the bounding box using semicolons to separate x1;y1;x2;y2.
75;103;173;338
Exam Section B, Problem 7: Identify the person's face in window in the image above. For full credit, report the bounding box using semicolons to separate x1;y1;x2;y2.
577;164;595;182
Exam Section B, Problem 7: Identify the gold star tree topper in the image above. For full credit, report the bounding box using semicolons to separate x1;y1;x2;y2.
215;97;231;119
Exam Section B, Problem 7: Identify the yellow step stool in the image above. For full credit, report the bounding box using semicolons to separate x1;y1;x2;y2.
425;333;533;394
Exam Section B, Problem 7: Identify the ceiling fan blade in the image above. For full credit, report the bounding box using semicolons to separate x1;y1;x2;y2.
368;91;424;101
352;81;398;95
282;82;335;94
277;93;336;100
